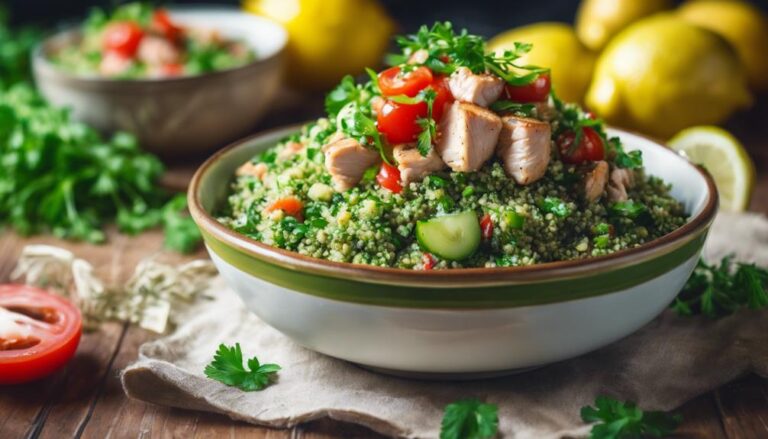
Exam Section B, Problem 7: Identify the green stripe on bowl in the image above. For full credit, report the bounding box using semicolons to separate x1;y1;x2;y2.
203;229;708;309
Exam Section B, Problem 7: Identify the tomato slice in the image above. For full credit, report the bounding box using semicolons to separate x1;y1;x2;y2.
504;73;551;103
103;21;145;58
266;196;304;221
161;63;184;76
557;127;606;164
378;66;433;97
376;162;403;193
377;75;454;144
0;285;82;385
422;253;437;270
480;213;494;240
152;9;182;41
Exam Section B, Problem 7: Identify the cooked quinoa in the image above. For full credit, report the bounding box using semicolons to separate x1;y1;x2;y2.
217;22;687;270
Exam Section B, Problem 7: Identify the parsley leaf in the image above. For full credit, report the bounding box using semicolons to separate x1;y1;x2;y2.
608;201;648;219
539;197;571;218
672;256;768;318
440;399;498;439
336;101;389;163
490;101;536;118
416;88;438;156
204;343;281;391
581;396;681;439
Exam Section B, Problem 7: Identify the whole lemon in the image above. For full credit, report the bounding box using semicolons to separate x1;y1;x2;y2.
586;14;751;139
678;0;768;91
488;23;595;103
244;0;394;90
575;0;671;51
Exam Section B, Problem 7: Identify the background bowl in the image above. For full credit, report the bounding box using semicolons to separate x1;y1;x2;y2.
32;7;287;159
189;127;718;376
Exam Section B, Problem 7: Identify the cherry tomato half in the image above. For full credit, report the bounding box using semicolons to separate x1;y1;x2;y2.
504;73;551;103
377;76;454;144
480;214;494;240
422;253;437;270
152;9;182;42
161;63;184;76
557;127;606;164
0;285;82;385
378;66;433;97
376;162;403;194
102;21;144;58
266;196;304;221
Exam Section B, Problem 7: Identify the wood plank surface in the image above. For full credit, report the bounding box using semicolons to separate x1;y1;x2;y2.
1;94;767;438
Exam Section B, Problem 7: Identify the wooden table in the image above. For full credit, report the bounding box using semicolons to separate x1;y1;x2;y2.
2;92;768;439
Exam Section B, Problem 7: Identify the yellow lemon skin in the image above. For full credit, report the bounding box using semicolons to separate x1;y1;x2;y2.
488;23;595;103
244;0;394;91
678;0;768;91
586;14;751;139
575;0;672;51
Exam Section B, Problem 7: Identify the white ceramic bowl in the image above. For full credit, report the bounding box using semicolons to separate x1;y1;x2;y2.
189;127;717;377
32;7;287;158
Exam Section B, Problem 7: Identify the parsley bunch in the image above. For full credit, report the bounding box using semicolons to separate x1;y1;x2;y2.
440;399;498;439
0;7;40;89
672;256;768;318
581;396;681;439
204;343;281;391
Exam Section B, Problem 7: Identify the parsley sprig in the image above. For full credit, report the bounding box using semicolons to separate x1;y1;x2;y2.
672;256;768;318
581;396;681;439
204;343;281;391
440;399;498;439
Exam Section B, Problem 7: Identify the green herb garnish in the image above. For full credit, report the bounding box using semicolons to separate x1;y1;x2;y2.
672;256;768;318
581;396;681;439
440;399;499;439
539;197;571;218
609;201;648;219
204;343;281;391
489;100;536;117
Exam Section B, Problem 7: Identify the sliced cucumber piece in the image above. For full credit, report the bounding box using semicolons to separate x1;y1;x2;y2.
416;210;481;261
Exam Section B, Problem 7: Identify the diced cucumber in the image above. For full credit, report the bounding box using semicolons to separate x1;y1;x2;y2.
416;210;481;261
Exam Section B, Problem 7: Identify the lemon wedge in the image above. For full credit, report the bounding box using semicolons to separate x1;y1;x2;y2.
668;126;755;212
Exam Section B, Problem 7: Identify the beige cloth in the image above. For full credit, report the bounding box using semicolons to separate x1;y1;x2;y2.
122;212;768;438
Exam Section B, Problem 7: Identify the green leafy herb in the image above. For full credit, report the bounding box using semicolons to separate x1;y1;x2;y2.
204;343;281;391
581;396;681;439
393;22;546;85
672;256;768;318
489;101;536;118
325;74;377;117
539;197;571;218
609;201;648;219
336;101;388;163
161;195;203;253
440;399;498;439
608;137;643;169
416;88;438;156
0;9;40;88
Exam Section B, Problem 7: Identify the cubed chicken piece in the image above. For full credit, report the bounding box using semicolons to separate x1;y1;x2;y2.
393;144;446;185
448;67;505;107
137;36;181;66
323;137;381;192
235;162;268;180
99;52;133;76
606;167;636;202
496;116;552;185
277;141;306;161
534;101;556;122
584;161;609;203
436;101;502;172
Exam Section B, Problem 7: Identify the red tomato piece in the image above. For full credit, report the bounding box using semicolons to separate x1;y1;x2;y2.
152;9;182;41
266;196;304;220
161;63;184;76
378;66;433;97
377;100;427;144
0;285;82;384
480;213;494;240
430;75;454;122
102;21;145;58
557;127;605;164
504;73;551;103
422;253;436;270
376;162;403;194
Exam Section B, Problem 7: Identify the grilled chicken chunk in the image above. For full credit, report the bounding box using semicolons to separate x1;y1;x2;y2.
322;137;381;192
496;116;552;185
138;36;181;66
393;144;446;185
436;101;503;172
606;167;636;202
235;162;268;180
584;161;609;202
448;67;505;107
277;141;305;161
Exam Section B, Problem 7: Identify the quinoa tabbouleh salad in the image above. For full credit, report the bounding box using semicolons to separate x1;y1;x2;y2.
51;3;255;79
218;22;687;270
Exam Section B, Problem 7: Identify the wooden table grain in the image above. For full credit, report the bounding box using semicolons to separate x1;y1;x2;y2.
1;92;768;439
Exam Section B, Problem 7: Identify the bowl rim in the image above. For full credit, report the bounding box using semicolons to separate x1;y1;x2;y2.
32;6;287;85
188;124;718;288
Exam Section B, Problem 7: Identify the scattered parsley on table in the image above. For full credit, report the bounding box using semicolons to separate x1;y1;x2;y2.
204;343;281;391
440;399;498;439
581;396;681;439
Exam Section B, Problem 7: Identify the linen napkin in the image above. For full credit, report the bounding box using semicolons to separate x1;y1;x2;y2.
121;212;768;438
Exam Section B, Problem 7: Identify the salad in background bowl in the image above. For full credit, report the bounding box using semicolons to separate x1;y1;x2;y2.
32;3;287;158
